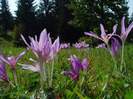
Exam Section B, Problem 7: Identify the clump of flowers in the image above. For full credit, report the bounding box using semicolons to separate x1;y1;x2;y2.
96;43;106;48
21;29;60;89
60;43;70;49
62;55;89;80
0;51;26;86
84;16;133;95
73;41;89;49
85;17;133;72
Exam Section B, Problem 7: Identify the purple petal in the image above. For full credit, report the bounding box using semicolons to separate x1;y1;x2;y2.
109;36;122;56
16;50;26;62
70;55;82;73
39;29;48;49
81;58;89;70
21;35;30;48
126;21;133;37
0;60;8;81
112;24;118;34
20;63;40;72
7;56;16;69
84;32;100;39
120;17;133;41
63;70;79;80
121;17;126;37
29;36;39;52
100;24;106;39
0;55;10;65
52;37;60;54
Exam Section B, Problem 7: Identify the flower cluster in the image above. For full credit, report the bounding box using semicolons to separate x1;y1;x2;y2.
21;29;60;62
0;51;26;85
60;43;70;49
21;29;60;88
85;17;133;57
73;41;89;49
63;55;89;80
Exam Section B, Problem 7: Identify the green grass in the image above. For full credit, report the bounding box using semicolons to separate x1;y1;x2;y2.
0;44;133;98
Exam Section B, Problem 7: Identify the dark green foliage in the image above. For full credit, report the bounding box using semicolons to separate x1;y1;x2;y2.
0;0;13;35
15;0;37;45
0;0;132;45
68;0;129;32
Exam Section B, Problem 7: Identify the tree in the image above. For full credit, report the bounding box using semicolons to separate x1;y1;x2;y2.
36;0;56;34
16;0;36;36
15;0;37;45
68;0;129;32
0;0;13;35
54;0;80;43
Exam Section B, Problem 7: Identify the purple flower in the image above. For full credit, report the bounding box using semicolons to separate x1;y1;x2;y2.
0;58;8;82
120;17;133;42
85;24;117;44
96;43;106;48
21;29;60;62
109;36;122;56
73;41;89;49
0;51;26;70
60;43;70;49
63;55;89;80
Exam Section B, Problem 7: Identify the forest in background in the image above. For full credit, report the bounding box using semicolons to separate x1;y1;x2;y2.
0;0;132;46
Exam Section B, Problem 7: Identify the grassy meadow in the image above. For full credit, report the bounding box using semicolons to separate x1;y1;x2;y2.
0;44;133;98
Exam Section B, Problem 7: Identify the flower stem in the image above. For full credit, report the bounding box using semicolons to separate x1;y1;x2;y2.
39;59;45;90
49;59;54;87
107;44;117;71
12;69;18;86
9;81;15;88
120;43;125;72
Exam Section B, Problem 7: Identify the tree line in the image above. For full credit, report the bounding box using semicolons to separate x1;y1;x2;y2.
0;0;132;46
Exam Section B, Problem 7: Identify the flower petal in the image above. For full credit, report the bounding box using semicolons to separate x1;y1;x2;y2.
21;35;30;48
121;16;126;37
39;29;48;49
126;21;133;37
19;63;40;72
100;24;106;39
0;55;10;65
70;55;81;73
0;60;8;81
84;32;100;39
16;50;26;62
81;58;89;70
109;36;122;56
112;24;118;34
52;37;60;54
63;70;79;80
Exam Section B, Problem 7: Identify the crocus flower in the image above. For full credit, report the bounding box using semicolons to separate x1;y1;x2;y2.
0;51;26;70
108;36;122;56
120;16;133;42
85;24;117;44
0;59;8;82
21;29;60;62
63;55;89;80
73;41;89;49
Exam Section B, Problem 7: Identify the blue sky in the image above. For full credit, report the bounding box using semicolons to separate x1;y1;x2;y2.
8;0;133;16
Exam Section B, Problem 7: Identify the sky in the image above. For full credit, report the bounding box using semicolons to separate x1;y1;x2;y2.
8;0;133;16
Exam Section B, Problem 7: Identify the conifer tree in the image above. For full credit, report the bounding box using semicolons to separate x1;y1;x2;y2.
0;0;13;35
